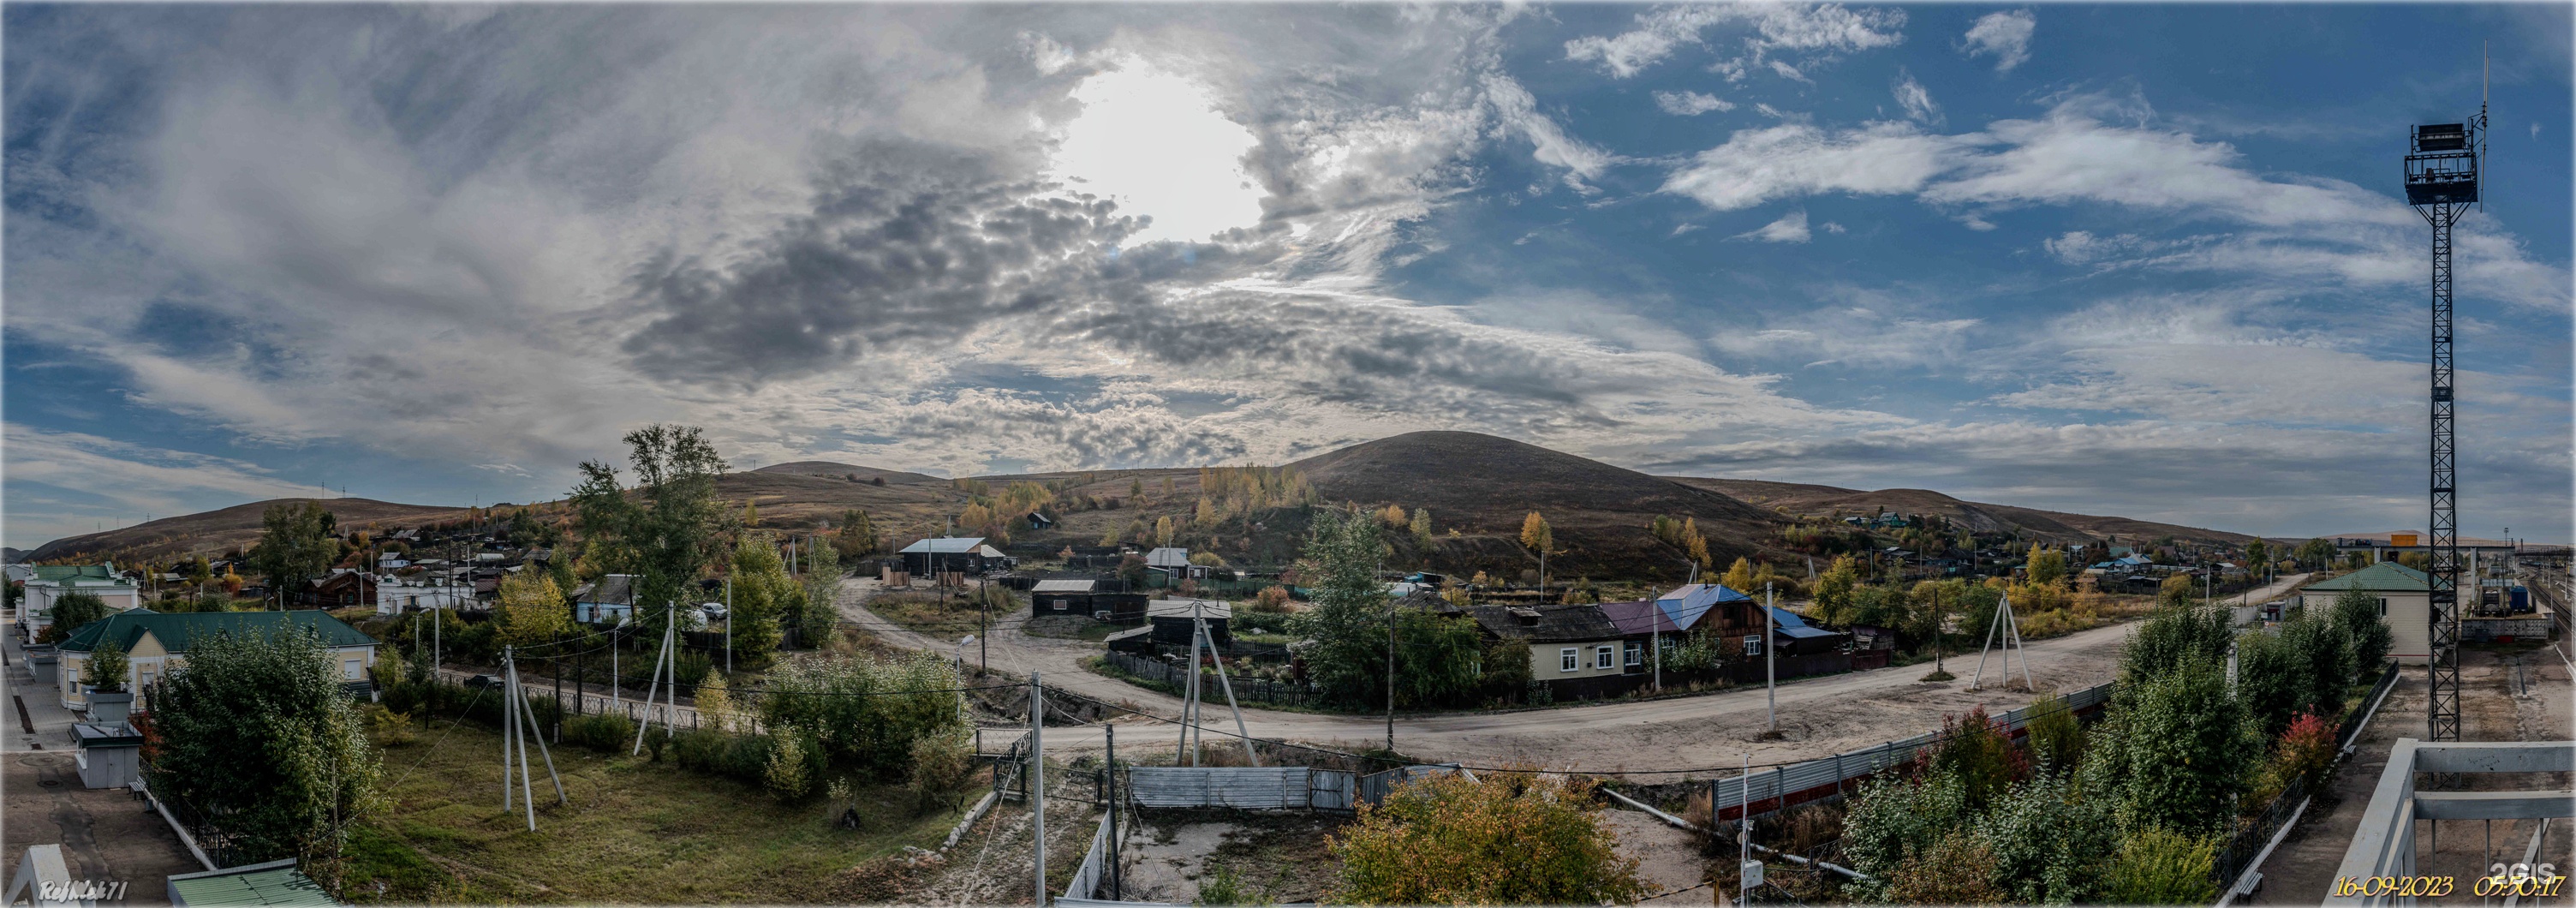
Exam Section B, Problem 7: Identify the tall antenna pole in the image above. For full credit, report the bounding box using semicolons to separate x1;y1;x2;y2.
2404;97;2479;743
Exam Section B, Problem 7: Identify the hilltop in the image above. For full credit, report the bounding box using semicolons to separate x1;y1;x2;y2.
21;498;476;564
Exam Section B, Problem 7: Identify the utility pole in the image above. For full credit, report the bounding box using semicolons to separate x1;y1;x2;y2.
1386;591;1397;755
724;577;732;674
1764;582;1776;734
1020;665;1030;908
1106;723;1120;900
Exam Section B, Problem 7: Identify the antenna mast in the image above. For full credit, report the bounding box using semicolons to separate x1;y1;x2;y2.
2401;64;2483;743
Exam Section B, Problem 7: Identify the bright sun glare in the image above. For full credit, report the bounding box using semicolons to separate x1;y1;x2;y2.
1050;57;1265;246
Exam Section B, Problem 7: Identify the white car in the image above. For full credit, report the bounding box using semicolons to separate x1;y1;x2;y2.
700;602;729;621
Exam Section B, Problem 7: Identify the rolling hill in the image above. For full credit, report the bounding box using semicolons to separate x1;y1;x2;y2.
16;431;2258;576
1667;477;2255;547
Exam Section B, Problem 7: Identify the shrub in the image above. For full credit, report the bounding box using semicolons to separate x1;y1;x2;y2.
2233;625;2315;742
1930;706;2025;811
2281;613;2350;719
1249;586;1292;612
2121;603;2233;684
563;713;635;753
1328;772;1644;905
367;707;418;747
2329;588;2393;674
906;730;975;815
642;726;670;762
2022;694;2083;774
1841;770;1968;884
766;727;814;802
757;652;971;780
674;651;714;690
2120;656;2253;835
1974;768;2118;904
84;636;130;691
2105;827;2217;905
145;627;380;866
1888;829;2007;905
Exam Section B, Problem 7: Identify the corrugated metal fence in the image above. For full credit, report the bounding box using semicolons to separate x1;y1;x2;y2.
1710;680;2113;823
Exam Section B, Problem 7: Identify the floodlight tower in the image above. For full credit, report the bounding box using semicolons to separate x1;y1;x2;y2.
2402;93;2482;743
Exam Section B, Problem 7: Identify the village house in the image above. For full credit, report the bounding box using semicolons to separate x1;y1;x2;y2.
570;574;639;624
374;576;476;615
2294;561;2433;664
51;609;379;711
10;564;144;636
1465;602;1632;700
1146;598;1230;648
292;569;379;608
898;537;1007;576
1028;578;1149;624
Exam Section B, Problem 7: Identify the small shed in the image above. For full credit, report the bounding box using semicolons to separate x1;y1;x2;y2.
1148;599;1231;648
72;721;144;789
900;537;1004;576
1029;579;1097;616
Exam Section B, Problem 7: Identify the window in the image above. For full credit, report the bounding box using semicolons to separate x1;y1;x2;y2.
1052;598;1069;612
1744;636;1764;656
1559;648;1578;672
2378;597;2388;617
343;658;362;681
1595;646;1615;669
1624;642;1643;666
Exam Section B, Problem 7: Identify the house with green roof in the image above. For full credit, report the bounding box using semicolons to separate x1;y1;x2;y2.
2294;561;2431;665
52;609;379;711
9;563;143;636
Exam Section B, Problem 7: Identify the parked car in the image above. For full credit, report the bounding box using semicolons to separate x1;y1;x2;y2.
700;601;728;621
464;674;504;690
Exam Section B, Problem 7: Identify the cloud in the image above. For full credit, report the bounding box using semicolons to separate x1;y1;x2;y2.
1961;10;2036;71
1661;122;1965;211
1892;69;1941;125
1707;307;1978;368
1654;90;1735;116
3;423;325;543
1480;73;1619;187
1565;3;1904;79
1732;208;1812;243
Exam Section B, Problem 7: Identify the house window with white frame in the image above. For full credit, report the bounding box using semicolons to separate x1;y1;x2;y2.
1744;635;1764;656
1560;648;1578;672
1624;641;1642;666
1595;646;1615;669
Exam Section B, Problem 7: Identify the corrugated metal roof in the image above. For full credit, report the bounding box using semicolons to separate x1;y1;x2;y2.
898;537;988;554
56;609;376;654
1467;603;1620;642
1145;547;1190;568
1147;599;1230;619
1031;579;1097;594
2303;562;2432;592
166;860;341;907
1654;583;1749;630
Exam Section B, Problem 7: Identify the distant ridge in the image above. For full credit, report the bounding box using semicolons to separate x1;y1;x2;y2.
1667;477;2253;547
23;497;471;564
751;460;944;485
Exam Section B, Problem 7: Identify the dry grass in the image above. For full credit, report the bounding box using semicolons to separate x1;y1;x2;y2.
342;715;970;903
868;590;989;642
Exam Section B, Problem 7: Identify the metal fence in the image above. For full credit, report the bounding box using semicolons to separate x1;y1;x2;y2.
2214;660;2406;892
1100;652;1318;707
1708;680;2114;822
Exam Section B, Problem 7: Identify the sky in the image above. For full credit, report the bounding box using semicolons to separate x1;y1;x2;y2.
4;3;2571;551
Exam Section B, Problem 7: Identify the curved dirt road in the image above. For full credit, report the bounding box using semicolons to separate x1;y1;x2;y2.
841;575;2311;774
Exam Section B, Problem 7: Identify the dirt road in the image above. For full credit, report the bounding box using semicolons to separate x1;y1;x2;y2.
841;575;2317;775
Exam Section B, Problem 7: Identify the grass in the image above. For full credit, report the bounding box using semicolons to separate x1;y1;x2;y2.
342;715;970;903
867;591;990;643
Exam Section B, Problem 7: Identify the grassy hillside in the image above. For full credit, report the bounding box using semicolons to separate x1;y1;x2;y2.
23;498;476;564
1668;477;2253;547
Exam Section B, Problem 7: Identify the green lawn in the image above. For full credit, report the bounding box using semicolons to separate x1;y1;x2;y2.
343;716;970;903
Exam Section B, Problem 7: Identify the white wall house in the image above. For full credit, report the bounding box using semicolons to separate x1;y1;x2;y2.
10;564;143;637
2295;561;2433;666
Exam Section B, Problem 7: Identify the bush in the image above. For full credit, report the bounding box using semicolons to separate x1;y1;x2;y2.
1974;769;2118;903
766;728;814;802
642;726;670;762
1329;772;1644;905
758;652;969;781
2120;656;2253;835
563;713;635;752
1930;706;2025;811
2233;625;2315;742
1841;770;1969;884
674;651;714;690
2330;588;2393;674
1889;829;2007;905
2105;827;2217;905
2121;603;2233;684
2022;694;2082;774
2281;613;2350;719
367;707;418;747
906;731;975;815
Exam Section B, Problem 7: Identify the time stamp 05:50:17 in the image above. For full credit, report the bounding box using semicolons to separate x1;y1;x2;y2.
2334;864;2564;899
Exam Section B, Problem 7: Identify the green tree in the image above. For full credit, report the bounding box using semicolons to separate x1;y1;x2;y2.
724;535;797;665
1329;772;1644;905
2329;588;2394;677
2120;602;2233;684
1286;508;1395;708
84;636;130;691
2022;692;2084;774
249;501;337;605
2244;539;2269;570
38;591;111;644
1408;506;1432;545
832;509;880;559
1810;556;1859;626
2025;547;2068;587
1974;768;2119;904
2105;827;2218;905
796;532;843;646
1841;770;1969;889
568;424;731;636
146;627;381;874
494;571;572;648
2119;656;2253;834
2294;537;2337;570
2233;624;2315;742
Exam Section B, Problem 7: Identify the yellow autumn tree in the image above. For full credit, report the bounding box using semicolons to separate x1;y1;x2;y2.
495;571;572;648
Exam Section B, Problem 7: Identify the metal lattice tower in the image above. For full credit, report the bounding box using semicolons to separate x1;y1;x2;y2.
2403;114;2479;743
